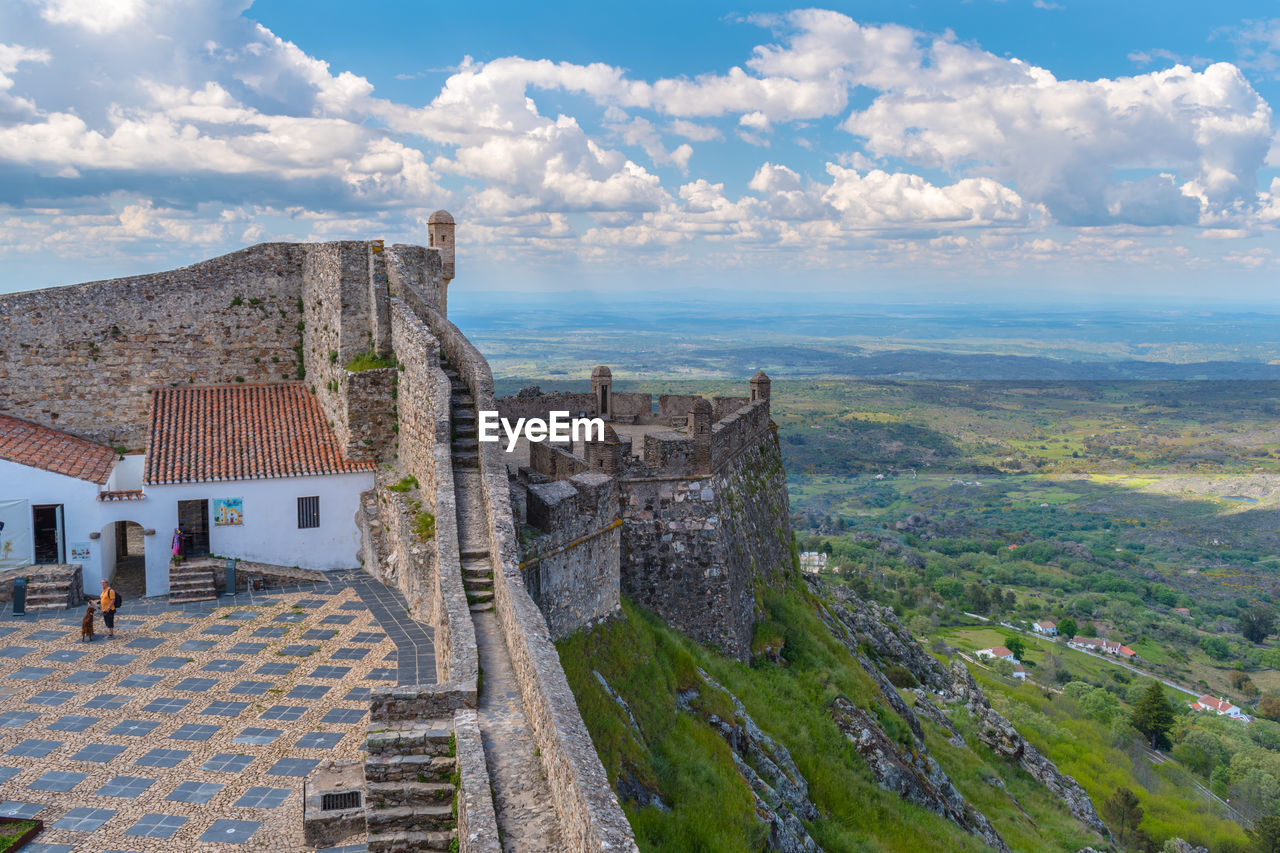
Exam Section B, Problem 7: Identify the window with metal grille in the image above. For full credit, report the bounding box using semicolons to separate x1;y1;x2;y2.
321;791;361;811
297;496;320;529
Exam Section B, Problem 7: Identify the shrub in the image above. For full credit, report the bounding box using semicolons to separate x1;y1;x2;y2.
388;475;419;493
345;350;397;372
413;511;436;542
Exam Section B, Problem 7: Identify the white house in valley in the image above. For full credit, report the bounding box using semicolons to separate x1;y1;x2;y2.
1032;620;1057;636
1190;695;1249;722
0;383;375;598
976;645;1019;663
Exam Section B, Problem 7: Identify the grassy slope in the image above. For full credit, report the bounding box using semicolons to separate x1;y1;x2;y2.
974;672;1249;851
558;589;1102;852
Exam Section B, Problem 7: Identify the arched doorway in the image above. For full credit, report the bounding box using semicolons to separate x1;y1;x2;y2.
103;521;147;601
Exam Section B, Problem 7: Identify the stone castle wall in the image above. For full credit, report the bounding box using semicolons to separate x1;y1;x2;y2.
0;243;308;445
521;472;621;640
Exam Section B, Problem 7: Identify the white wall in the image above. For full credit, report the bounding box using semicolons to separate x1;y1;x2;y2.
1;458;372;597
106;454;145;490
148;471;374;579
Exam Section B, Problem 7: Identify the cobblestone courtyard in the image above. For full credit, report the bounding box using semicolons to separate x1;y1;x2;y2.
0;572;434;852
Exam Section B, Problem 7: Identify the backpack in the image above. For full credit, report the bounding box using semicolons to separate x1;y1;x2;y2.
113;590;124;610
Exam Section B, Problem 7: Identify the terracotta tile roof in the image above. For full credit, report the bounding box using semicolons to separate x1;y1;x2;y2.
0;413;117;484
144;384;376;485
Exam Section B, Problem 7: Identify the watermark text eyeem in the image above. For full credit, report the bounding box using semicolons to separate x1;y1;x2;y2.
478;411;605;452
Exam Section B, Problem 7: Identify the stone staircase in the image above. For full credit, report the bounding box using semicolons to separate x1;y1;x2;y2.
168;562;217;604
364;718;458;853
446;361;494;614
24;577;77;612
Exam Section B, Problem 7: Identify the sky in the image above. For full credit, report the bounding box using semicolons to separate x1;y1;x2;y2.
1;0;1279;304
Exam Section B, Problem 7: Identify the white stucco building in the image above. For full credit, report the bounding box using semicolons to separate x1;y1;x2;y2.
0;383;375;598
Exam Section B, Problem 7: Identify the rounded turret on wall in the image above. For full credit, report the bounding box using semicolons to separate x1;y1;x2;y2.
750;370;771;402
591;365;613;420
427;210;455;283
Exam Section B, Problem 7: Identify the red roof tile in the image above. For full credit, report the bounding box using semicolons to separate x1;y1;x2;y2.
144;384;376;485
0;414;117;484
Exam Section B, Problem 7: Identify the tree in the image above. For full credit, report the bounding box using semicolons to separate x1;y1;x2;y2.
1057;617;1078;639
1229;670;1259;697
1004;635;1026;661
1100;787;1144;846
1079;620;1097;637
1257;692;1280;722
1247;814;1280;853
1240;605;1276;645
1130;681;1175;750
1200;635;1231;661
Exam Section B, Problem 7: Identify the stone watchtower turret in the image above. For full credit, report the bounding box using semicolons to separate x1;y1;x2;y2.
591;365;613;420
428;209;455;282
688;397;712;473
750;370;771;402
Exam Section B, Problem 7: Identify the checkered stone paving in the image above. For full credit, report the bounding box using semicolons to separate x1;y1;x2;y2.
0;580;429;850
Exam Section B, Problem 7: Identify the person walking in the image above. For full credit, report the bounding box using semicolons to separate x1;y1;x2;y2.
99;579;119;639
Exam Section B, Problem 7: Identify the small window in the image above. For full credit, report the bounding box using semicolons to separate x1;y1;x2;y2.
321;791;361;811
297;496;320;529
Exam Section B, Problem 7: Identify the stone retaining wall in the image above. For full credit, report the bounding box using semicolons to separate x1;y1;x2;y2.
454;709;501;853
0;244;307;446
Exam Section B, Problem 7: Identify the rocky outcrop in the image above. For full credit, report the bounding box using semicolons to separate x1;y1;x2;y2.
948;661;1113;842
820;584;951;693
690;670;823;853
831;698;1010;852
1161;841;1209;853
909;690;966;748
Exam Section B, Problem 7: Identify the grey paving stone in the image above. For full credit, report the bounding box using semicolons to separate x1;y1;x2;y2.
124;636;165;649
201;658;243;672
202;623;240;635
27;689;75;705
0;766;19;784
43;649;88;662
48;714;99;732
200;818;261;843
95;653;139;666
173;676;219;692
309;665;351;679
28;770;88;792
0;801;46;818
339;601;366;611
221;611;258;621
301;629;338;640
123;812;186;838
279;644;320;657
7;738;61;757
10;666;55;679
167;779;223;803
25;630;64;642
119;673;163;689
177;640;216;652
107;719;159;737
96;776;156;798
260;705;306;722
364;668;396;681
274;612;306;623
293;599;326;609
295;731;344;750
342;687;373;702
229;680;272;695
201;700;250;716
141;696;189;714
148;656;190;669
83;693;130;709
135;748;191;768
69;743;126;763
170;722;220;741
155;622;192;633
61;669;109;685
202;752;254;773
52;806;117;831
22;842;72;853
320;614;355;625
287;684;330;700
267;757;318;777
226;642;268;655
252;626;287;638
0;710;38;727
232;727;282;745
320;707;365;725
234;786;291;809
329;647;369;661
255;661;295;675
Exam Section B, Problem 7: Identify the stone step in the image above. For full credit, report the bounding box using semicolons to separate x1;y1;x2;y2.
27;581;69;593
168;575;215;588
469;601;494;613
364;753;456;784
366;829;456;853
442;368;459;379
366;780;455;809
25;601;72;612
460;548;489;561
169;591;218;604
465;589;493;604
452;394;474;407
366;723;452;757
452;452;479;469
451;437;478;451
463;569;492;584
364;804;454;834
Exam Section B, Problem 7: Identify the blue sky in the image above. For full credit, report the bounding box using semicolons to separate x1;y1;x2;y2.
1;1;1278;303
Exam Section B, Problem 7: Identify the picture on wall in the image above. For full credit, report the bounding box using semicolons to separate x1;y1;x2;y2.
213;498;244;526
69;542;91;562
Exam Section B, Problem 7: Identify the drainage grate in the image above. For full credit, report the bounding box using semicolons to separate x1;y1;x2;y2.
321;791;361;811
